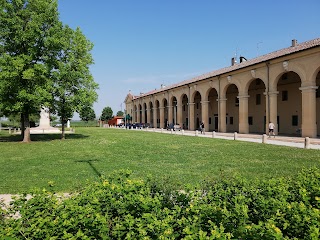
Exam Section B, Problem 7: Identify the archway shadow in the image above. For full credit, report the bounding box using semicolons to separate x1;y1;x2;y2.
0;133;89;142
75;159;102;178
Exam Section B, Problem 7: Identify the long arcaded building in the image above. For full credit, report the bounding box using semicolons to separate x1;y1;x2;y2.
124;38;320;138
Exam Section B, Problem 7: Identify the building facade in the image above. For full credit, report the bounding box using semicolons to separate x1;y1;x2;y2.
124;38;320;138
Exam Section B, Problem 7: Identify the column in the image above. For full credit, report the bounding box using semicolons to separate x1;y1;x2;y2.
159;107;165;129
153;107;157;128
137;109;140;123
168;105;173;125
177;104;182;126
268;91;278;135
146;108;151;124
188;102;195;130
141;105;145;124
300;86;318;138
201;101;209;131
238;95;250;134
218;98;227;132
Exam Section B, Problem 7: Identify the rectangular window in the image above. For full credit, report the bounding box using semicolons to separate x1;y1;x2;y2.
235;97;239;107
248;116;253;125
256;94;261;105
226;117;228;124
230;117;233;125
196;103;199;109
209;117;212;124
282;90;288;101
292;115;298;126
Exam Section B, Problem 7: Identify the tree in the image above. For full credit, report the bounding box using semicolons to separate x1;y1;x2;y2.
116;111;124;117
101;107;113;121
79;106;96;122
50;25;98;139
0;0;61;142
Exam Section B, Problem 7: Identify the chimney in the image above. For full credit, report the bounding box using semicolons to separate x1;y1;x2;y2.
240;56;247;63
231;57;237;66
292;39;297;47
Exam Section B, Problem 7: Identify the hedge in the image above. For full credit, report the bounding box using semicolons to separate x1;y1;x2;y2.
1;168;319;239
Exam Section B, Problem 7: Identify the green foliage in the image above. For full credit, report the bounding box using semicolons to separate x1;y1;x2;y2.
0;0;61;141
79;105;96;122
1;168;319;239
100;106;113;121
116;110;124;117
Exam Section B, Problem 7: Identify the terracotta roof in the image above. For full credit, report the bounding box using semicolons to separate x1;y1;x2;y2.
133;38;320;100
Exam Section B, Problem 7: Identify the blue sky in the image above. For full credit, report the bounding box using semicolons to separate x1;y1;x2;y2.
58;0;320;119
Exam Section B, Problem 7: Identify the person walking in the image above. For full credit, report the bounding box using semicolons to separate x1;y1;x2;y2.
200;122;205;135
268;121;275;137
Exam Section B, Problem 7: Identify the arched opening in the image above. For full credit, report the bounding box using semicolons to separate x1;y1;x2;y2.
316;71;320;136
193;91;201;129
134;105;137;123
248;78;266;133
149;102;153;127
171;96;178;124
226;84;239;132
163;99;168;127
155;100;160;128
143;103;147;124
139;104;142;123
208;88;218;131
277;71;301;135
182;94;188;129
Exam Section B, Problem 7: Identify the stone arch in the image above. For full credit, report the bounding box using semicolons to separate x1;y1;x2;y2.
181;94;189;129
207;88;219;131
225;84;239;132
248;78;266;133
143;102;147;124
163;98;168;127
315;68;320;136
134;104;138;122
155;100;160;128
193;91;202;129
170;96;178;124
276;71;302;135
149;101;153;127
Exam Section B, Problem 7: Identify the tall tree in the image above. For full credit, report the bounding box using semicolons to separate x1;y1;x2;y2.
79;105;96;122
116;110;124;117
0;0;61;142
51;25;98;139
101;107;113;121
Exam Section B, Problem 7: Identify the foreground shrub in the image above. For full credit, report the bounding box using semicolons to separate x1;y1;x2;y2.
0;168;319;239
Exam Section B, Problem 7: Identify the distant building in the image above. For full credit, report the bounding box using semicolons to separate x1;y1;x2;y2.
107;116;124;126
125;38;320;137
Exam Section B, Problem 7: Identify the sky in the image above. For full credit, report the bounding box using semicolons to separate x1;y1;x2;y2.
57;0;320;119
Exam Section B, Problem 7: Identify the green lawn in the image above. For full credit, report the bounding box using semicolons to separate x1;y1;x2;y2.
0;128;320;194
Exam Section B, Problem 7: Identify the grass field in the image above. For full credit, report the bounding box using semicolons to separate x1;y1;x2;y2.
0;127;320;194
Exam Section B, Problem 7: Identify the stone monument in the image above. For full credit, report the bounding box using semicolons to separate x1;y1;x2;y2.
30;107;61;134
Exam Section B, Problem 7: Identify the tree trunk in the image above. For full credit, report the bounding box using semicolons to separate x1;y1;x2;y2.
20;113;25;138
22;113;31;143
61;121;65;140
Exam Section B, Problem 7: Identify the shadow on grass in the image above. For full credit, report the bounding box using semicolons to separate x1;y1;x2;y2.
0;133;89;142
75;159;102;178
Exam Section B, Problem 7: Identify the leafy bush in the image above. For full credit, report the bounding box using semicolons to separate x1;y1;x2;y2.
1;169;319;239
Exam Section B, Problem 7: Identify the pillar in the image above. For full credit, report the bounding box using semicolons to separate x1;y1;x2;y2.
146;108;151;124
218;98;227;132
168;105;173;124
153;107;157;128
300;86;318;138
238;95;249;134
188;102;195;130
269;91;278;135
177;104;182;126
201;101;209;131
159;107;165;129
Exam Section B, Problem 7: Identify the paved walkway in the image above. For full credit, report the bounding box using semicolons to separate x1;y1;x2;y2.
122;127;320;150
